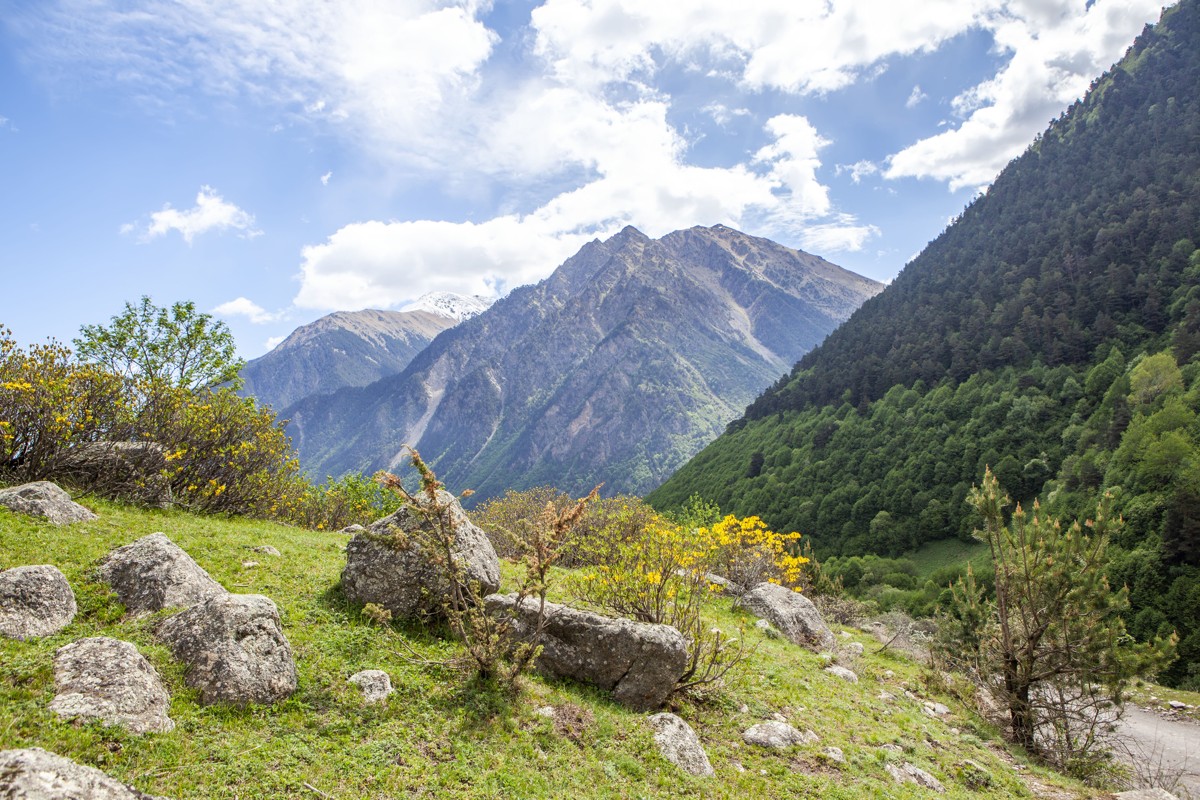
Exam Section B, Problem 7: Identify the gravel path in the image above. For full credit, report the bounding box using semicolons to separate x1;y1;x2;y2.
1116;705;1200;798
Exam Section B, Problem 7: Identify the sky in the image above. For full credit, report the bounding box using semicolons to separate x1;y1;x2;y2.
0;0;1173;359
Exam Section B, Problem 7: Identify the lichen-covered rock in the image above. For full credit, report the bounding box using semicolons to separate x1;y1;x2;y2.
736;582;835;650
99;533;225;615
0;747;168;799
886;762;946;793
486;594;687;710
156;593;296;706
648;713;714;776
348;669;393;704
0;481;97;524
49;637;173;734
825;665;859;683
341;489;500;619
742;720;819;748
0;564;76;640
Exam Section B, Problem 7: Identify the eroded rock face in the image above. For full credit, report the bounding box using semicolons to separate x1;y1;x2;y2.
742;720;818;748
341;490;500;620
99;533;225;615
0;747;168;799
49;637;174;734
486;594;687;710
0;481;97;525
0;564;76;640
648;713;714;776
736;582;835;650
156;593;296;706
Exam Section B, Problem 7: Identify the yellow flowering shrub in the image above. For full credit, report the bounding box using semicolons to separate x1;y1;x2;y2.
703;514;808;590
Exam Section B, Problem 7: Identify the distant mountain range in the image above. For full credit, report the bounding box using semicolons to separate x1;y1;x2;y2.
239;294;490;412
282;224;882;499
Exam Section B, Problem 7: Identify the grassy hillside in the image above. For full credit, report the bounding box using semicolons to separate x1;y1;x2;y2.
0;499;1101;799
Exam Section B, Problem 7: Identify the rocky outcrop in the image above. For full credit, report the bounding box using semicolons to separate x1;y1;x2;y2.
742;720;819;748
648;713;713;776
486;594;687;710
98;533;225;615
0;481;97;524
347;669;394;704
156;593;296;706
49;637;174;734
0;564;76;640
341;490;500;620
736;582;835;650
0;747;167;799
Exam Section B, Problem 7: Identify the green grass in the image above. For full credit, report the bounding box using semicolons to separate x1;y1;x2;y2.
1;499;1099;798
906;538;990;581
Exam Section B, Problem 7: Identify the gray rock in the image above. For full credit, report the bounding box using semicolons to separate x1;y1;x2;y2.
824;746;846;763
1116;790;1179;800
156;593;296;706
825;665;859;683
843;642;864;656
0;564;76;640
924;701;950;716
485;593;687;710
99;533;225;615
736;582;835;650
754;618;781;639
0;481;97;524
648;713;713;777
341;489;500;620
348;669;393;704
886;762;946;793
703;573;743;596
59;441;169;505
49;637;173;734
0;748;167;799
251;545;281;557
742;720;819;748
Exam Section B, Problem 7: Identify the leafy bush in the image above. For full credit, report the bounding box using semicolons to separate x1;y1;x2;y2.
288;472;405;532
470;486;574;559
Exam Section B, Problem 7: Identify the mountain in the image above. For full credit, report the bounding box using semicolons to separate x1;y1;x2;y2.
238;308;461;412
648;1;1200;685
284;224;882;499
400;291;493;322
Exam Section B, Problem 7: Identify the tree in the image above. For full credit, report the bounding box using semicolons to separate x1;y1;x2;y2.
936;469;1173;778
74;296;242;391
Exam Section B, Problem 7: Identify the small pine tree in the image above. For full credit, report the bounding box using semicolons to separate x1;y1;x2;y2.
937;468;1174;779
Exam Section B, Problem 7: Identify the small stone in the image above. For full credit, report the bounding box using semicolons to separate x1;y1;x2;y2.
535;705;556;718
742;720;818;748
1168;700;1187;709
49;637;174;734
251;546;281;557
347;670;393;704
755;618;781;639
924;701;950;716
824;746;845;763
0;564;76;640
880;744;904;753
770;711;787;722
825;665;859;683
738;703;749;714
241;561;259;569
886;762;945;793
0;481;97;525
843;642;864;656
648;713;714;777
878;691;896;701
883;669;895;678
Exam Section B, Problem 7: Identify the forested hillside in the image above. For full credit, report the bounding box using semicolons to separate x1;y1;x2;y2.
649;0;1200;686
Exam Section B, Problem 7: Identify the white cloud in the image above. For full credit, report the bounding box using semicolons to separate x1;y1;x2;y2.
264;335;286;352
885;0;1167;190
320;171;332;186
128;186;261;244
800;219;881;254
753;114;832;220
906;84;928;108
836;160;880;184
701;103;750;126
213;296;281;324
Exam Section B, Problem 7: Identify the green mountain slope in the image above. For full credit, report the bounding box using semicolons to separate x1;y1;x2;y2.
649;0;1200;684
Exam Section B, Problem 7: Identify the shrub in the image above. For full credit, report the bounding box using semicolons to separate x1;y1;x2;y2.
470;486;574;559
289;472;405;532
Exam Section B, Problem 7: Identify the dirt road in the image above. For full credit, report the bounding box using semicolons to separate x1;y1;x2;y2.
1117;705;1200;797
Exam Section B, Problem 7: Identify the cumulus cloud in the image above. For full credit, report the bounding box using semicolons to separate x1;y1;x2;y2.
213;297;281;324
800;219;882;254
886;0;1166;190
906;84;928;108
836;161;880;184
126;186;261;244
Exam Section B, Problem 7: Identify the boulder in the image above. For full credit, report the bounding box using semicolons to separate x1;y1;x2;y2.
1115;790;1179;800
0;747;167;799
99;533;225;615
886;762;946;793
348;669;394;704
156;593;296;706
0;481;97;524
0;564;76;640
825;665;859;683
486;593;687;710
59;441;169;505
736;582;835;650
648;713;713;776
49;637;173;734
341;489;500;619
742;720;819;748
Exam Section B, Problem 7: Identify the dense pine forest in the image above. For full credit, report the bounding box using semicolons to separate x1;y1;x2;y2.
649;0;1200;687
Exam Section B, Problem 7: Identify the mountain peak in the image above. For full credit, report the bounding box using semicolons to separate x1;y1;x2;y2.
400;292;493;322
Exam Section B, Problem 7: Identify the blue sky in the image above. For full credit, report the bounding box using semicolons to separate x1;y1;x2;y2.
0;0;1171;359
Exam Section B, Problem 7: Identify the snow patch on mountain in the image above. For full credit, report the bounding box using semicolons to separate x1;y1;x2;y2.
401;292;492;322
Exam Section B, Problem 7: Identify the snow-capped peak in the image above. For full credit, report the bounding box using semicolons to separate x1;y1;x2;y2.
400;292;492;323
